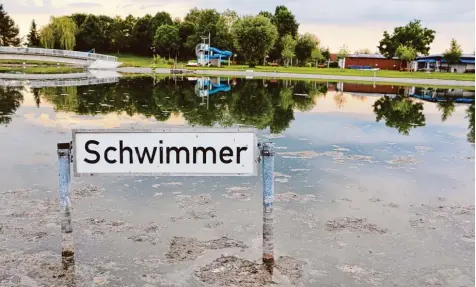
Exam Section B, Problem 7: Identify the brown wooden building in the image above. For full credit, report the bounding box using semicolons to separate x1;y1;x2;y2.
345;54;406;70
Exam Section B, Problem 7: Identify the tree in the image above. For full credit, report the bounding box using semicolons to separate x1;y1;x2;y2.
231;15;278;67
373;95;425;135
269;6;299;61
0;4;20;46
151;11;173;32
26;20;41;47
258;11;274;21
153;24;180;58
311;48;324;67
281;34;296;67
321;47;331;61
177;21;195;59
443;38;462;70
131;15;154;55
354;48;372;54
378;19;435;58
295;33;319;65
74;15;109;52
337;44;350;60
395;44;416;71
40;16;78;50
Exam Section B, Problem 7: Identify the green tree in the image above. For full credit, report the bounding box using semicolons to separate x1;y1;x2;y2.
395;44;417;71
177;21;195;59
378;19;435;58
321;47;331;61
131;15;154;55
154;24;180;58
26;20;41;47
337;44;350;60
258;11;274;21
311;48;324;67
151;11;173;32
443;38;462;69
0;4;20;46
269;6;299;61
354;48;372;54
75;14;109;52
281;34;296;67
231;15;278;67
437;100;455;122
40;16;78;50
373;95;426;135
295;33;319;65
184;9;227;51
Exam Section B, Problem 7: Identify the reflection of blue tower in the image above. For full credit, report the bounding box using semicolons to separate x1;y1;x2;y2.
195;77;231;97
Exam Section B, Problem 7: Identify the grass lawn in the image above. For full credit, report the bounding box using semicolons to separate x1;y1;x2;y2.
0;66;84;74
115;54;475;82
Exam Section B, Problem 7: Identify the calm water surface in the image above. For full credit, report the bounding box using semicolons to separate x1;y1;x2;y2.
0;76;474;286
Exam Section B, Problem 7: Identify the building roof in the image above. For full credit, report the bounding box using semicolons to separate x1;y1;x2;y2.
347;54;400;60
416;54;475;59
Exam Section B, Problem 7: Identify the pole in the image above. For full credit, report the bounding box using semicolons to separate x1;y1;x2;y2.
57;142;75;271
261;142;275;273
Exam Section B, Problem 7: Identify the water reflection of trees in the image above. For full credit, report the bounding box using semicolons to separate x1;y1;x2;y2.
38;77;328;134
0;87;23;125
373;95;426;135
466;103;475;144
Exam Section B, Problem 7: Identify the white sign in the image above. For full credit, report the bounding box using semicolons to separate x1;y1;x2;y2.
72;129;257;176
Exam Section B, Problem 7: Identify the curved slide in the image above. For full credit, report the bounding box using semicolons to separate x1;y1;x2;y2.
196;44;232;65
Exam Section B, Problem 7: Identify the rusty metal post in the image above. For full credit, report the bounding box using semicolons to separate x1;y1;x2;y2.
57;142;75;271
261;142;275;273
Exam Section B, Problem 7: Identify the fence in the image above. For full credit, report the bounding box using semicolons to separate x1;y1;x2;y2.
0;77;119;88
0;47;117;62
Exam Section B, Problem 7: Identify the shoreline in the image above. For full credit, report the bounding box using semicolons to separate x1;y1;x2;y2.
118;67;476;87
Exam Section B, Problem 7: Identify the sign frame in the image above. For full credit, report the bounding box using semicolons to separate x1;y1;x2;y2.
71;128;259;177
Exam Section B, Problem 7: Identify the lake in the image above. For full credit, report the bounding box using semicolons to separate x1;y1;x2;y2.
0;76;474;286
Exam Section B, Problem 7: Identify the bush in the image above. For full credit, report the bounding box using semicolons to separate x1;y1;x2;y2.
150;55;167;66
305;62;312;67
167;59;175;65
329;61;339;68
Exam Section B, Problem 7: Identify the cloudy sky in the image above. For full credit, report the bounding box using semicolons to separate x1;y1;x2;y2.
2;0;475;54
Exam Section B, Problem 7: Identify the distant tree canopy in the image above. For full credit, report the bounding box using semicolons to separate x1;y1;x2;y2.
231;15;278;67
443;38;463;66
40;16;78;50
395;44;417;68
295;33;319;64
0;4;21;46
26;20;41;47
378;19;435;58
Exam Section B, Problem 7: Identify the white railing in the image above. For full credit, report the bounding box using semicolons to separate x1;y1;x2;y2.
0;77;119;88
0;47;117;62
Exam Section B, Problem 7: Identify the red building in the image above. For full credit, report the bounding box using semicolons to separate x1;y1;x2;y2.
345;54;406;70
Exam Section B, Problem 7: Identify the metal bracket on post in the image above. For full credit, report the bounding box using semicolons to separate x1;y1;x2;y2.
260;141;275;274
57;142;75;272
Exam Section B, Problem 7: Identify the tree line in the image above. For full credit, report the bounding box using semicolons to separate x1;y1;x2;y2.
0;4;470;68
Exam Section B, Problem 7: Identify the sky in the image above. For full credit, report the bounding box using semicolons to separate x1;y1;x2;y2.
2;0;475;54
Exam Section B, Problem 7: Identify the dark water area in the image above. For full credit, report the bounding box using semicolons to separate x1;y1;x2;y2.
0;76;474;286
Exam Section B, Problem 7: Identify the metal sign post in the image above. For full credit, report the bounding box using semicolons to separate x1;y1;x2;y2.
57;142;75;271
260;142;275;273
56;128;276;274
